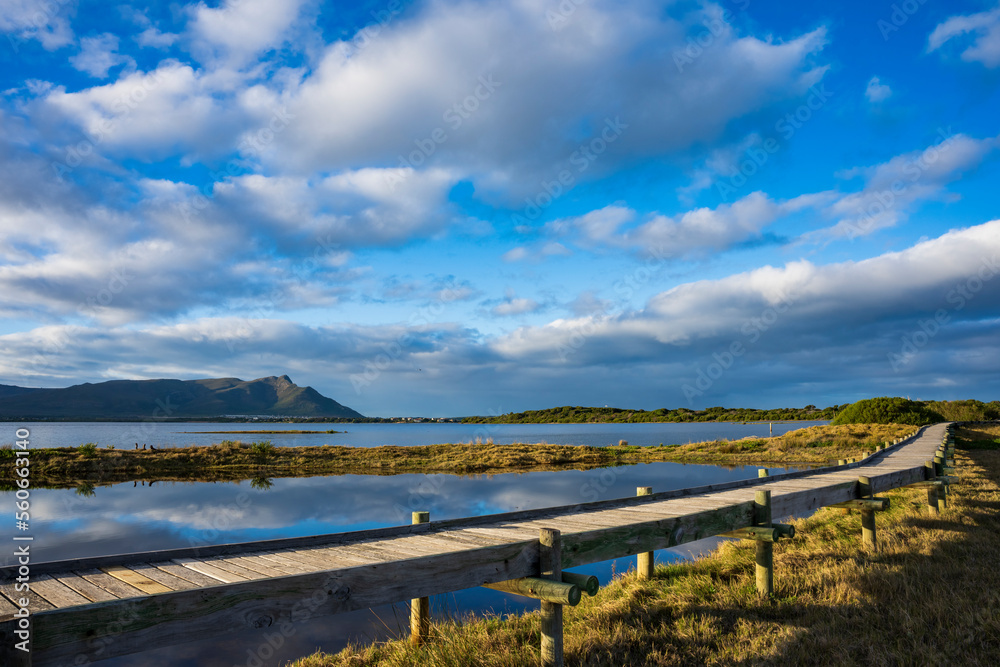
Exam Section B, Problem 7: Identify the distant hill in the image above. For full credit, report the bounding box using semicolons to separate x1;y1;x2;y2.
0;375;364;420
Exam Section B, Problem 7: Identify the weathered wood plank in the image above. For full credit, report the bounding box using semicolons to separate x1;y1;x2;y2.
76;569;146;600
102;566;174;595
55;573;120;602
151;563;224;588
0;580;55;613
171;559;249;584
199;558;270;581
127;564;203;591
30;575;93;608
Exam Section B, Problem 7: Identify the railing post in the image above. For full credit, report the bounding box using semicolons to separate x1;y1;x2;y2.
539;528;563;667
758;468;769;478
858;476;877;551
934;455;949;509
924;461;939;515
755;490;773;596
636;487;653;579
410;511;430;645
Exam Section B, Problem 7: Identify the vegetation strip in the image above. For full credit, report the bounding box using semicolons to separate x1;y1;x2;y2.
0;424;915;490
178;430;345;434
289;424;1000;666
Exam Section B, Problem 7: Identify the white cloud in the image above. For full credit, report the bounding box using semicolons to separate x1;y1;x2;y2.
865;76;892;103
0;0;74;49
819;133;1000;239
928;5;1000;67
41;63;245;160
492;291;541;317
489;220;1000;368
70;33;134;78
187;0;313;67
136;27;178;49
546;192;803;258
273;0;828;197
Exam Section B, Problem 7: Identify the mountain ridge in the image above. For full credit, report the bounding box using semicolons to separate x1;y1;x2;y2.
0;375;364;420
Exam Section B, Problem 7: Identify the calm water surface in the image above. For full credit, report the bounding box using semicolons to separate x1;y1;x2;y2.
1;422;824;666
6;420;828;449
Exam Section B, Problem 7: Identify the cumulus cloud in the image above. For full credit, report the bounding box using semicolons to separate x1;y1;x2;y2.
186;0;314;67
544;192;812;258
492;290;542;317
865;76;892;103
928;5;1000;67
0;0;74;49
272;0;828;196
70;33;134;78
818;133;1000;239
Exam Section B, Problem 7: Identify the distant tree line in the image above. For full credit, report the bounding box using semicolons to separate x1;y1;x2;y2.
464;398;1000;426
462;404;842;424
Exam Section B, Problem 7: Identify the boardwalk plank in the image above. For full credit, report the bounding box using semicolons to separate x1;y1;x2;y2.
77;569;146;599
102;566;174;595
55;573;120;602
32;575;97;608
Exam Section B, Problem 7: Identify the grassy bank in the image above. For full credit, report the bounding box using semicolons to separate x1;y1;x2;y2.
288;427;1000;666
0;424;917;489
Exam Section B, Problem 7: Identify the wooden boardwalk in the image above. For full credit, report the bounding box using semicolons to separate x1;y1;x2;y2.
1;423;951;665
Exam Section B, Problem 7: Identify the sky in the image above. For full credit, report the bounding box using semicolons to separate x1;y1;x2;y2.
0;0;999;417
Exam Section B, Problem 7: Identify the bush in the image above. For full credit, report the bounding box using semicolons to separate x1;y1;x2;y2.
831;397;942;426
79;443;99;458
250;440;276;460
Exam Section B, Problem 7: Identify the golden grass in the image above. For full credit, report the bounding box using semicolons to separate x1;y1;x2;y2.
288;445;1000;666
659;423;917;464
0;423;918;489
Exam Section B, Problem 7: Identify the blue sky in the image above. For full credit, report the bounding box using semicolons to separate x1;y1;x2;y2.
1;0;999;417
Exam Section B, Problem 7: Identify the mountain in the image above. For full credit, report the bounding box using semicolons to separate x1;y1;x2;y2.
0;375;364;420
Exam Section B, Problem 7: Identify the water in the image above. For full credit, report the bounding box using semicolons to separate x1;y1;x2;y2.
1;422;824;665
3;420;828;449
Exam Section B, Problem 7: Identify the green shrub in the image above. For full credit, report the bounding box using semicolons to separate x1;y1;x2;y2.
250;440;276;460
79;443;99;458
831;397;942;426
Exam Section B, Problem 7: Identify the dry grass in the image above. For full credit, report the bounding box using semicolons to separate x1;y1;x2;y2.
287;444;1000;666
661;423;917;465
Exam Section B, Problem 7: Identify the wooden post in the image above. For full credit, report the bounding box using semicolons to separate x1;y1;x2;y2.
539;527;563;667
924;462;939;515
755;490;773;597
859;476;876;551
410;511;430;645
636;487;654;579
758;468;768;478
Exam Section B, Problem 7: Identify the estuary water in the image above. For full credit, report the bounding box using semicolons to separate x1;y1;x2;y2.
3;419;827;449
1;421;825;666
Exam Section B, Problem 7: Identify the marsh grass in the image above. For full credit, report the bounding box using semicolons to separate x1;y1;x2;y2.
290;446;1000;666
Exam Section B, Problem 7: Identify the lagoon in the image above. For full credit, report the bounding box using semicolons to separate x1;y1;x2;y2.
3;419;828;449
